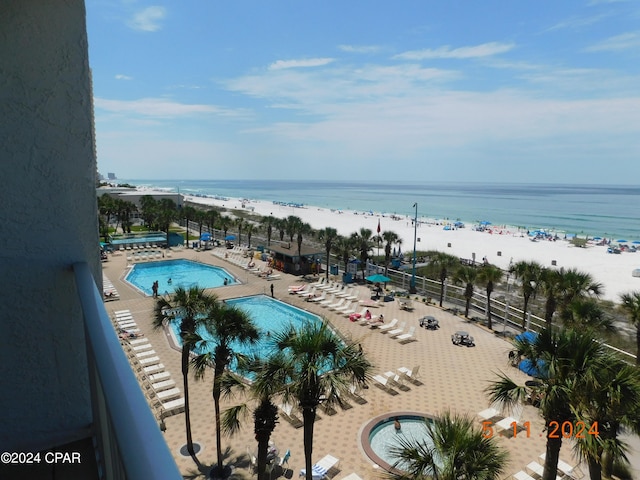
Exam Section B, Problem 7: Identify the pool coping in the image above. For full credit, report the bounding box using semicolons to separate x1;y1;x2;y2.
359;410;434;474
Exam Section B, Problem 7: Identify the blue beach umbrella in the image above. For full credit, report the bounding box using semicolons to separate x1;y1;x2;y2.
225;234;236;241
616;239;628;243
515;331;538;344
480;221;491;226
200;232;211;242
592;236;602;241
365;274;391;283
632;241;640;245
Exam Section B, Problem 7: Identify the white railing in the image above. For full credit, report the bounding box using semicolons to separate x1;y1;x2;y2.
74;262;182;479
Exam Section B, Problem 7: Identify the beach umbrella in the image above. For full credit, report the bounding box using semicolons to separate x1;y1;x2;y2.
592;236;602;241
518;358;548;379
480;221;491;226
616;239;628;243
200;232;211;242
515;331;538;344
225;234;236;241
632;241;640;245
365;273;391;283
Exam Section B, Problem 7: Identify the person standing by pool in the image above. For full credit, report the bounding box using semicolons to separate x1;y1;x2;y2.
152;280;158;298
270;283;274;298
394;417;401;431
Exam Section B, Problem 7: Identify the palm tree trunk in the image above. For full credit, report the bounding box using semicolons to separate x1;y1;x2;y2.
213;367;224;470
181;347;195;456
464;297;471;318
542;434;562;480
256;433;270;480
636;326;640;365
302;407;317;480
588;457;602;480
486;292;493;330
522;294;531;329
439;275;445;307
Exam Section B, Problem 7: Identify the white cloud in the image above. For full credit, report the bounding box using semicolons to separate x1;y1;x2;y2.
545;14;608;32
128;6;166;32
586;31;640;51
338;44;382;54
394;42;515;60
115;74;133;80
268;58;335;70
94;97;245;118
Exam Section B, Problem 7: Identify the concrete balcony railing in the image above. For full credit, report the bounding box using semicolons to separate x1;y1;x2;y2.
74;262;182;479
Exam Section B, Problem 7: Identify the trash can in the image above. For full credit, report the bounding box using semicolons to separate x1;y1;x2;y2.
257;245;265;253
343;272;353;284
330;264;339;275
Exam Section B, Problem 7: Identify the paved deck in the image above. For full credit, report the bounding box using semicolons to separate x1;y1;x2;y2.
102;246;579;480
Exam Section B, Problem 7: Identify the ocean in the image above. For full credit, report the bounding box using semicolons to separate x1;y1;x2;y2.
120;179;640;241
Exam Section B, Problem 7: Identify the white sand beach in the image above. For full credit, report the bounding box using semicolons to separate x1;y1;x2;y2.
185;194;640;303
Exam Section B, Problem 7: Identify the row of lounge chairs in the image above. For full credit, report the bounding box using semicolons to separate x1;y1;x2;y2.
372;365;422;394
126;250;168;263
477;403;524;436
113;309;185;420
103;274;120;302
349;315;417;343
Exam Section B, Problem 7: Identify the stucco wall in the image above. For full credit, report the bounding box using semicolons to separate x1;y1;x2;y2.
0;0;99;450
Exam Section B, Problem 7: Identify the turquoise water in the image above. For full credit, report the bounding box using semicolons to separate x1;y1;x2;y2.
111;234;166;246
369;415;433;470
125;259;236;295
122;179;640;240
169;295;325;368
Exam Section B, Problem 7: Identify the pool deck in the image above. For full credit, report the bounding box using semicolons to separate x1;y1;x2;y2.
102;246;578;480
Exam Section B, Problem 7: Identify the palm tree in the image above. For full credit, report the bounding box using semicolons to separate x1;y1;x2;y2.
425;251;460;308
332;235;355;276
477;265;503;330
452;265;478;318
182;205;197;247
218;215;233;242
619;291;640;364
157;198;178;247
204;208;220;240
317;227;338;281
285;215;301;245
351;228;373;281
564;298;614;332
260;215;275;246
572;354;640;480
294;219;313;271
274;218;286;242
152;286;215;457
487;327;607;480
220;354;289;480
510;260;543;328
191;301;260;474
387;411;508;480
245;222;257;248
539;268;562;326
235;217;245;246
556;268;603;323
382;231;402;276
271;322;372;480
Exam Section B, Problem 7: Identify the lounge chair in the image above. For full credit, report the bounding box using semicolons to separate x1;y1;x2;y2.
143;363;165;375
477;406;502;421
279;449;291;467
135;350;157;358
341;304;357;317
308;293;327;303
311;277;326;288
372;374;396;393
396;326;416;343
327;298;346;310
384;371;404;388
397;365;421;383
138;356;161;365
156;387;181;401
539;453;582;479
378;318;399;332
152;379;176;391
160;397;184;418
148;371;171;382
300;454;340;480
334;301;352;313
266;274;281;281
319;295;335;307
513;471;536;480
526;461;563;480
386;321;406;338
495;416;521;435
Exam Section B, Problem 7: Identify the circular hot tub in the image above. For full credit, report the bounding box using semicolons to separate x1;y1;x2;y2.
360;412;434;473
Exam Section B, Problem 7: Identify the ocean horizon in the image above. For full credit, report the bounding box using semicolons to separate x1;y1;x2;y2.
117;179;640;241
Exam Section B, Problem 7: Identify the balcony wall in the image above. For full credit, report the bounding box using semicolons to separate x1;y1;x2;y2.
0;0;100;450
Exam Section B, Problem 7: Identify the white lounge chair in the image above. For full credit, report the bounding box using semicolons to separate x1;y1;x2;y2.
148;371;171;382
477;406;502;421
526;461;563;480
378;318;399;332
156;387;181;401
327;298;346;310
308;293;327;303
334;301;352;313
319;295;335;307
152;379;176;391
398;365;421;383
513;471;536;480
386;321;406;337
539;453;582;478
396;326;416;343
372;374;395;393
300;454;340;480
341;304;357;316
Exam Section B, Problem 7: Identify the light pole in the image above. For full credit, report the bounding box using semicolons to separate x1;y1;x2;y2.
409;202;418;293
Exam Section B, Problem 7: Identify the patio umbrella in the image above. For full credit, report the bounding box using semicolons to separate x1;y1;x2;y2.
365;274;391;283
518;359;548;379
225;234;236;241
515;331;538;344
200;232;211;242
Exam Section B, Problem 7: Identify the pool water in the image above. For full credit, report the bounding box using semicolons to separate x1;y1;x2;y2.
125;259;237;295
110;234;166;246
169;295;327;371
369;415;433;470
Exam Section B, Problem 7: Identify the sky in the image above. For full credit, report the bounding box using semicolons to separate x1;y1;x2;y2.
87;0;640;183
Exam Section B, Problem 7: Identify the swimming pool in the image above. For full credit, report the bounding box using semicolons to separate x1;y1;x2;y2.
110;233;167;246
125;259;237;295
169;295;327;367
362;413;434;472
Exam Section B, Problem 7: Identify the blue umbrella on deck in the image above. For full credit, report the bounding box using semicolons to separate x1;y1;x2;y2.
225;234;236;241
518;358;548;379
200;232;211;242
515;331;538;344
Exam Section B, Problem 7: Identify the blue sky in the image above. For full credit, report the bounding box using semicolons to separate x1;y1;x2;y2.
87;1;640;183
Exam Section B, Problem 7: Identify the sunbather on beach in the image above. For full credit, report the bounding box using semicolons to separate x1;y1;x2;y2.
118;328;143;339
